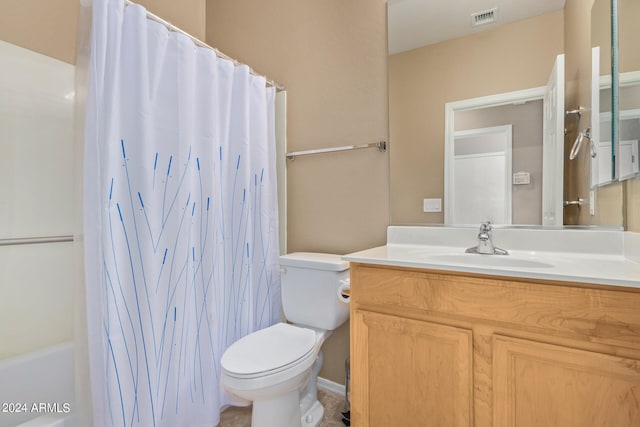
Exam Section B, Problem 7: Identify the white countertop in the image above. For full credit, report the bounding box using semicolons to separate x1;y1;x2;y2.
342;226;640;289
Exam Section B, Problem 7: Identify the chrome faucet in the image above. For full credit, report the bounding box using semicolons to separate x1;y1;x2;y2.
465;222;508;255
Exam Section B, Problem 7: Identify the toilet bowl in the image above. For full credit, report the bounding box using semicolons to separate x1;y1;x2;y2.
220;253;350;427
221;323;330;427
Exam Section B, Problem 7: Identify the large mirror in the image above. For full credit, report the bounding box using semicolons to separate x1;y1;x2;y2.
617;0;640;182
388;0;625;227
590;0;614;187
591;0;640;187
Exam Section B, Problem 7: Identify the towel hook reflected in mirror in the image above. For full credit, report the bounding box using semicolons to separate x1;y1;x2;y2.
565;105;587;121
569;128;591;160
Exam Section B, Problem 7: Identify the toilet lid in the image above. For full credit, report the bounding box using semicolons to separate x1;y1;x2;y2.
221;323;316;376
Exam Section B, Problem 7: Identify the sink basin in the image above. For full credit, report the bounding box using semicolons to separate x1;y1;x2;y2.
425;253;554;269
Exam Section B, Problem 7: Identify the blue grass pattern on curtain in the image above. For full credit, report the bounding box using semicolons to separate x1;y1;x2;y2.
102;139;277;426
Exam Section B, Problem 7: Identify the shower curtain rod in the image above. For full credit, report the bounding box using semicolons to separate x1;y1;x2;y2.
124;0;284;91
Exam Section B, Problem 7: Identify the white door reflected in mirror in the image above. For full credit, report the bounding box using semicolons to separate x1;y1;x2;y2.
450;126;512;225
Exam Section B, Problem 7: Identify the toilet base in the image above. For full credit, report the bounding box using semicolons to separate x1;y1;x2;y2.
252;390;301;427
299;350;324;426
248;352;327;427
301;400;324;427
249;384;326;427
223;331;333;427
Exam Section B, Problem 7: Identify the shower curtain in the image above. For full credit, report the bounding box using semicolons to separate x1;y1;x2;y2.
83;1;281;426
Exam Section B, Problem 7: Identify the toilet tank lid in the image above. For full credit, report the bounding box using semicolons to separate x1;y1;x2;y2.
279;252;349;272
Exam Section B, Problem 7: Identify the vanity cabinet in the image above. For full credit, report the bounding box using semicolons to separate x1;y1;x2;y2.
353;310;473;426
349;263;640;427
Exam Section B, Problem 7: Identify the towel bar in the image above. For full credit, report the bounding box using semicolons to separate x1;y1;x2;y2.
285;141;386;160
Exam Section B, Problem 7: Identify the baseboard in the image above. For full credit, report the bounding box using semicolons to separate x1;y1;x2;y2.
317;376;346;395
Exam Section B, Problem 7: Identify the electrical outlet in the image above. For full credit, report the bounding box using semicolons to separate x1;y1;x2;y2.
589;190;595;216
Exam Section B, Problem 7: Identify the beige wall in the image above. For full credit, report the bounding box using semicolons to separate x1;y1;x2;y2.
564;0;591;225
0;0;205;65
591;0;610;77
206;0;389;384
0;0;79;64
389;11;564;224
137;0;205;42
628;179;640;231
619;0;640;75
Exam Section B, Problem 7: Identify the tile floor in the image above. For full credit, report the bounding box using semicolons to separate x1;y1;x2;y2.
217;388;347;427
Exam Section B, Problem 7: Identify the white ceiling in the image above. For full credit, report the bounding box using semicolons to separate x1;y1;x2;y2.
388;0;566;55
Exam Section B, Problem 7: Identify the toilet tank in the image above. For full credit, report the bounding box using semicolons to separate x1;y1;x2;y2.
279;252;350;331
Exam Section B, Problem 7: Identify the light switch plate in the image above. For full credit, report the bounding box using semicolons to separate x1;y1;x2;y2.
589;190;595;216
512;172;531;185
423;198;442;213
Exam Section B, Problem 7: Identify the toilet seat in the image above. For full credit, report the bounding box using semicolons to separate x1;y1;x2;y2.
221;323;317;379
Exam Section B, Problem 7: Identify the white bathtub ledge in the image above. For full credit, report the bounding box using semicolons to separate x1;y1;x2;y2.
16;414;74;427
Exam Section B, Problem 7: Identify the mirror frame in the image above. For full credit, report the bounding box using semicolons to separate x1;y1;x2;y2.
611;0;620;180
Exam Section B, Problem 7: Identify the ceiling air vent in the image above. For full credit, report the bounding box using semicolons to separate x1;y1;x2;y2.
471;8;497;27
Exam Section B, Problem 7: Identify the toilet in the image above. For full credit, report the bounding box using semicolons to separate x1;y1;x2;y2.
220;252;350;427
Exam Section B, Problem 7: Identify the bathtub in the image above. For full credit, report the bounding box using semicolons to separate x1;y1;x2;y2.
0;343;75;427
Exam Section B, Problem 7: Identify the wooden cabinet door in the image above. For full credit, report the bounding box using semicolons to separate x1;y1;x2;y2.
351;310;473;427
493;335;640;427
